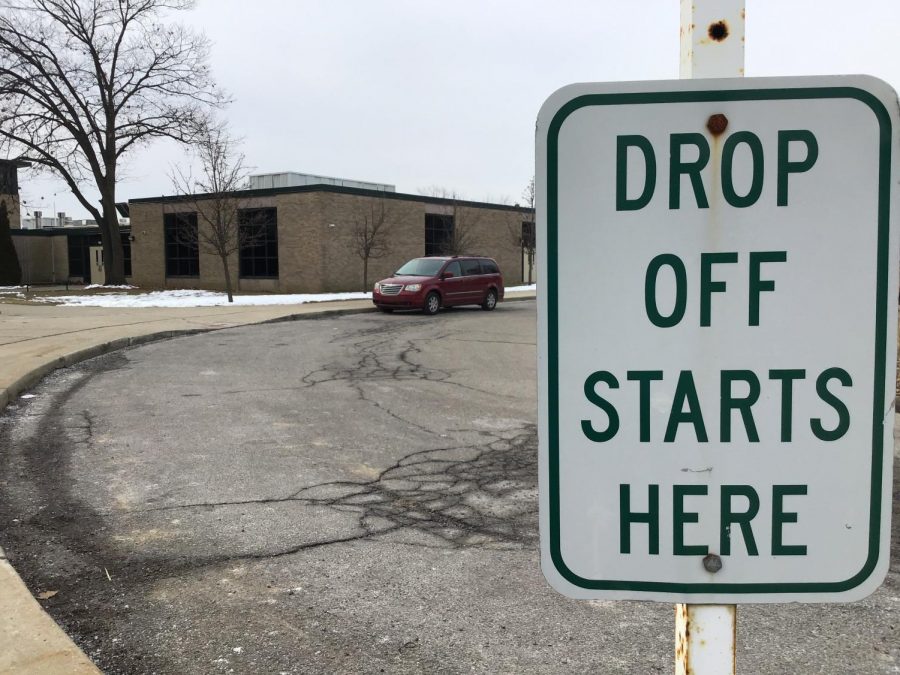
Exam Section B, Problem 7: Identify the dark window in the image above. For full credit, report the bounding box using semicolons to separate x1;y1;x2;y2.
481;259;499;274
164;212;199;277
67;233;100;282
460;259;482;276
121;233;132;277
67;236;86;280
425;214;453;255
522;221;536;250
239;208;278;278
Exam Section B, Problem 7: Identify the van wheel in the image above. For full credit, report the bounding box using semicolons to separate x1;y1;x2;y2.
481;289;498;311
423;292;441;315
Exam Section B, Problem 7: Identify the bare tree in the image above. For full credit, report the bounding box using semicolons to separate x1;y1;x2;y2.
507;176;536;284
418;186;481;255
0;0;226;284
171;123;263;303
352;197;393;290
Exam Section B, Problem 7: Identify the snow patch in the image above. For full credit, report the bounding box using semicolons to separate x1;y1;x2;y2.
26;284;535;308
84;284;138;290
34;289;373;308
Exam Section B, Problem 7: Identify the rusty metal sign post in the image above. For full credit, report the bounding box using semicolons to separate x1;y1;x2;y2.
677;1;745;673
536;0;899;673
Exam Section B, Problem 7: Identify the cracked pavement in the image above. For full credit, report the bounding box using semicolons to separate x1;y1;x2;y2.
0;300;898;673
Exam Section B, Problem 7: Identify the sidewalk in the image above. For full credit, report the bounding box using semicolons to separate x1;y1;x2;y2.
0;291;535;673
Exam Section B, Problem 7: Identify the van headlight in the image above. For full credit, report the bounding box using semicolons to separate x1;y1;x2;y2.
404;284;421;292
374;282;381;292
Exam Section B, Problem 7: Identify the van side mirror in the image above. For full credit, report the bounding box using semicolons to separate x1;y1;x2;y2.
442;272;454;279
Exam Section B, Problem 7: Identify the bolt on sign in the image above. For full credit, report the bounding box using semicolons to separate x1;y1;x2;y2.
536;76;899;603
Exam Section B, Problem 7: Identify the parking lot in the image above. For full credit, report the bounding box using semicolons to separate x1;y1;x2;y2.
0;300;898;674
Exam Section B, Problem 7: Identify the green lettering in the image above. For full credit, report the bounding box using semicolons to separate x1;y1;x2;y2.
674;484;708;556
722;131;764;208
720;370;761;442
720;485;760;556
664;371;708;442
620;484;660;554
669;133;710;209
777;130;819;206
700;252;738;327
769;369;805;442
772;485;807;555
582;371;620;442
645;254;687;328
616;135;657;211
749;251;787;326
810;367;852;441
627;370;664;442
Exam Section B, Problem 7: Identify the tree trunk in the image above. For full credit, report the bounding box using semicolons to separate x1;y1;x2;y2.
99;193;126;285
0;200;21;285
363;257;369;292
221;254;234;303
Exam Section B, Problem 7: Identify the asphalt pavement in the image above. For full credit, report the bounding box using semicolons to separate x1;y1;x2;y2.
0;301;898;673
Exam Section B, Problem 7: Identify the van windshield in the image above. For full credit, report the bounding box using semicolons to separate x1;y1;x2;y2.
395;258;445;277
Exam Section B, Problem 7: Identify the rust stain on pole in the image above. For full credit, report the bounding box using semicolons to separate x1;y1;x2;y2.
708;20;729;42
676;604;737;674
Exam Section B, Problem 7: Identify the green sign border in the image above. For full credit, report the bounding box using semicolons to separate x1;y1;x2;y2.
547;86;892;594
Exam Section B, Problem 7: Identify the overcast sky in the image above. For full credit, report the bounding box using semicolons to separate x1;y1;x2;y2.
17;0;900;220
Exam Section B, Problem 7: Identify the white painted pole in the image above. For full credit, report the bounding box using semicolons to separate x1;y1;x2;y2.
680;0;745;79
676;1;744;674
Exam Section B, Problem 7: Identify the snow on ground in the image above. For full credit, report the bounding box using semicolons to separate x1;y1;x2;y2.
35;289;373;308
31;284;537;309
84;284;137;290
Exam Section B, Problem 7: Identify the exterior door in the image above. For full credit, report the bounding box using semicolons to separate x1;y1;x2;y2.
89;246;105;286
459;258;484;302
440;261;465;305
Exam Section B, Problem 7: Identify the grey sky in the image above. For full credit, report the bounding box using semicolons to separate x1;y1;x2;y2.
17;0;900;220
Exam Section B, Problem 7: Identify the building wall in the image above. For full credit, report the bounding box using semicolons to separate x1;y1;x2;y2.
128;189;529;294
11;233;68;283
129;201;168;288
3;195;20;231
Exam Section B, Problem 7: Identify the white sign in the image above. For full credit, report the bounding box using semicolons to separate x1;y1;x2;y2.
537;76;899;603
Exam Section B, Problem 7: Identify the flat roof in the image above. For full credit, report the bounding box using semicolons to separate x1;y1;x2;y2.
11;225;131;237
128;183;534;214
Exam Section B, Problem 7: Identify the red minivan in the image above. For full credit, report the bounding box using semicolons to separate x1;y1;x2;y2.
372;256;504;315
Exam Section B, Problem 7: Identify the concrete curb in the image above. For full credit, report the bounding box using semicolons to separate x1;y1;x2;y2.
0;293;536;673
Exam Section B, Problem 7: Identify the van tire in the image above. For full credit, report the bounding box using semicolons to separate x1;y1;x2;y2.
423;292;441;315
481;289;498;311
